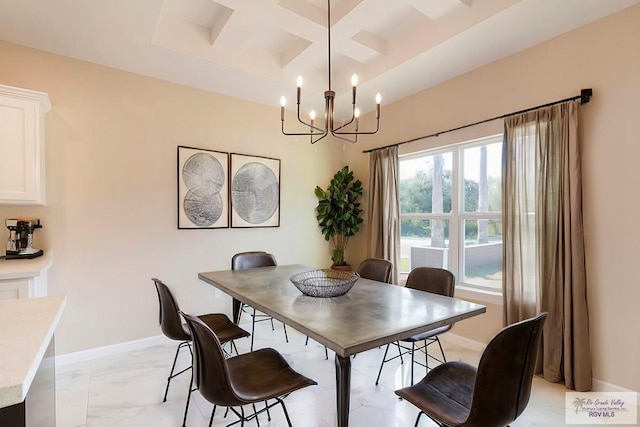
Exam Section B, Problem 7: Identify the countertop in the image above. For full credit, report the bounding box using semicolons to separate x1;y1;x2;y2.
0;251;53;280
0;295;66;408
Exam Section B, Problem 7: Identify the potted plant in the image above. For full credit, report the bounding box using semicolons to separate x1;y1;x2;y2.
314;166;364;268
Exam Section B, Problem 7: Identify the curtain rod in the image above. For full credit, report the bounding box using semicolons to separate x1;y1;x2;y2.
362;88;593;153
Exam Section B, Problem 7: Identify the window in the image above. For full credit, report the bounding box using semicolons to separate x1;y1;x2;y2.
399;135;503;292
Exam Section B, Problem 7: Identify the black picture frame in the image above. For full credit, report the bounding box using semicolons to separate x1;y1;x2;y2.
177;145;229;229
229;153;280;228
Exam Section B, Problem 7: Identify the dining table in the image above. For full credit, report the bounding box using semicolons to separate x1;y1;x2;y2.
198;264;486;427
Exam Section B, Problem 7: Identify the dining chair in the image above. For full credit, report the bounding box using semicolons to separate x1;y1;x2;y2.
375;267;455;386
152;278;250;427
180;311;317;427
356;258;393;283
396;313;547;427
231;251;289;351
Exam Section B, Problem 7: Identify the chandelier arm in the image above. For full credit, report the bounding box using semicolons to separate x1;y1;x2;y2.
311;131;330;144
282;101;327;135
329;131;358;144
281;121;328;137
332;98;357;132
295;99;326;132
332;116;356;132
333;118;380;135
296;115;327;133
281;129;328;137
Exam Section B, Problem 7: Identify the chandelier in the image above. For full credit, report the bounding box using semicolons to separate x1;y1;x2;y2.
280;0;381;144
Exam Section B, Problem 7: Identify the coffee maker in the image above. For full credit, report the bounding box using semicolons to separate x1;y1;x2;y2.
5;219;44;259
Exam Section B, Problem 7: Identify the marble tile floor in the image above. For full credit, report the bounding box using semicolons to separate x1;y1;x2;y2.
56;320;575;427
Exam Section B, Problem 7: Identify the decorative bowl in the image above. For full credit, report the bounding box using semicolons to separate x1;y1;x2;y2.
290;269;360;298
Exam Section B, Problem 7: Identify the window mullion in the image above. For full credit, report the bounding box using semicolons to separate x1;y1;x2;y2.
448;147;460;279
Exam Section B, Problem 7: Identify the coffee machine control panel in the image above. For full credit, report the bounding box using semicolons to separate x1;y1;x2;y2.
5;218;44;259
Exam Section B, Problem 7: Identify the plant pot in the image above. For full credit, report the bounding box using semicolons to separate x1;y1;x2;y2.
331;264;352;272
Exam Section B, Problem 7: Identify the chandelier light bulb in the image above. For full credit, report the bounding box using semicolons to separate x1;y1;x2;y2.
296;76;303;87
351;74;358;87
310;110;316;120
375;93;382;104
354;108;360;118
280;96;286;107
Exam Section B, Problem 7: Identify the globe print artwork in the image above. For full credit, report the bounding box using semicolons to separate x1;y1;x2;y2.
182;153;224;193
183;188;223;227
231;162;279;224
182;152;225;227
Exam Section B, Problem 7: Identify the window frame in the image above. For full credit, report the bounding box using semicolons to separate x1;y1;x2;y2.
399;134;503;302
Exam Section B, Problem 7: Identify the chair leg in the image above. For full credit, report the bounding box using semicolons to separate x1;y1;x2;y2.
435;336;447;363
164;341;190;402
208;402;217;427
324;346;328;360
231;340;239;356
395;341;404;364
250;311;257;351
252;403;261;427
410;342;415;386
182;371;193;427
414;411;424;427
282;323;289;342
237;303;244;324
375;344;391;385
279;399;294;427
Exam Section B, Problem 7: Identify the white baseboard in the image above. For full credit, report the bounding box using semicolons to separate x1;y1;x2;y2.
55;335;173;367
592;379;639;393
441;332;486;352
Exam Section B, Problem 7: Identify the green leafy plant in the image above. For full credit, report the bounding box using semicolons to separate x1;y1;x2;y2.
314;166;364;266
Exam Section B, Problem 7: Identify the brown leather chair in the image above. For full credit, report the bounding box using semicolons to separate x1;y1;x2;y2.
395;313;547;427
356;258;393;283
375;267;455;386
152;278;249;426
231;251;288;351
181;311;317;427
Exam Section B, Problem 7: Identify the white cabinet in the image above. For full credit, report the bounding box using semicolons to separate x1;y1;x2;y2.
0;251;52;299
0;84;51;205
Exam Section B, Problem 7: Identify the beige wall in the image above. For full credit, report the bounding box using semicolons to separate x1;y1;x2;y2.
345;5;640;390
0;41;339;355
2;4;639;391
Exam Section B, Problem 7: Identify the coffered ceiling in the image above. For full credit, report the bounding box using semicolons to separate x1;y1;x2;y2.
0;0;637;113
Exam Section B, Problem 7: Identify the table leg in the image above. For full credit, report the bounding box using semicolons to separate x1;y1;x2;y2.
232;298;241;324
335;354;351;427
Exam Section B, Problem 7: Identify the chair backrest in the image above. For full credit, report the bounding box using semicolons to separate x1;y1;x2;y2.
405;267;455;298
180;312;239;407
356;258;393;283
465;313;547;427
231;251;278;270
152;278;190;341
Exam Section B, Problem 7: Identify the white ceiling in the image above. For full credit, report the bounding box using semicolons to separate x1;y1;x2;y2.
1;0;638;114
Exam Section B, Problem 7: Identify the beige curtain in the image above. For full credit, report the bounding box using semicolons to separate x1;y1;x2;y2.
367;146;401;284
503;100;592;391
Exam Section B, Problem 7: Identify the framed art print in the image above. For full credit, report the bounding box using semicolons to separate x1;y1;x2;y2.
177;146;229;229
230;153;280;228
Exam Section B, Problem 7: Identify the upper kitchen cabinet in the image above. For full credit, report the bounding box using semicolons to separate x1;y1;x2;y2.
0;84;51;205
